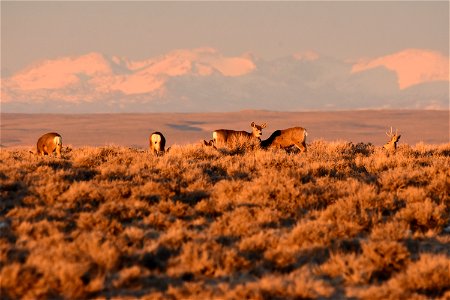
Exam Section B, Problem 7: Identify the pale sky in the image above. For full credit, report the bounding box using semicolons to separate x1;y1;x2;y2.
2;1;448;76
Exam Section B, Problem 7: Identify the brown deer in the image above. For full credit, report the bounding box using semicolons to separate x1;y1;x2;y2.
36;132;63;158
261;127;308;153
210;122;267;148
149;132;167;156
383;127;401;151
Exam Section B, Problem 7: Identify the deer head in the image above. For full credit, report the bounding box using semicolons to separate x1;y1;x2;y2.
250;122;267;139
383;127;401;151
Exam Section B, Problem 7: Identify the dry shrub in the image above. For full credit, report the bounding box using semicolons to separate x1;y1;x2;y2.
211;179;245;211
194;198;220;217
112;265;146;289
320;240;409;285
370;220;411;241
238;229;278;254
348;253;450;299
143;210;173;230
318;180;383;228
209;207;262;238
395;198;448;234
1;230;119;299
216;134;262;155
168;240;250;278
0;263;43;299
230;266;334;299
59;181;104;209
1;142;448;299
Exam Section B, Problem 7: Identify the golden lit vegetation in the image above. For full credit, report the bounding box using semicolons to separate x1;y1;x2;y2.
1;141;449;299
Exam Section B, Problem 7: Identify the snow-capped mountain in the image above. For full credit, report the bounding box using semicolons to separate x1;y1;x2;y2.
1;48;448;112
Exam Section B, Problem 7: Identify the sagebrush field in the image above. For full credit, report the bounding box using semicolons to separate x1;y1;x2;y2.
1;141;449;299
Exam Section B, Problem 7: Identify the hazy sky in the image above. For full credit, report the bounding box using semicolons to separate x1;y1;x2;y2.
2;1;448;76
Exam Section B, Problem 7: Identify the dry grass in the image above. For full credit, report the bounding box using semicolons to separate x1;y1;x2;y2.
1;141;449;299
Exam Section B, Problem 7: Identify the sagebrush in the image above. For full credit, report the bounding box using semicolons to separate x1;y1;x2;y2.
1;141;449;299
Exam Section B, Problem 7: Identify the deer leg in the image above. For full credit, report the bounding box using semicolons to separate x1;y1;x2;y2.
55;145;62;158
301;141;307;152
295;142;307;153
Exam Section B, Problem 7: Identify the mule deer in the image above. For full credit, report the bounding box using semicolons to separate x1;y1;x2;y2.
211;122;267;148
261;127;308;153
149;132;167;156
36;132;62;158
383;127;401;151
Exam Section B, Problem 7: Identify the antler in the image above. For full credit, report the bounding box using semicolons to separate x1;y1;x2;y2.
386;126;394;138
385;126;400;140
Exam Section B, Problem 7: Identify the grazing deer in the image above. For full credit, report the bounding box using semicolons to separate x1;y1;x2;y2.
211;122;267;148
261;127;308;153
383;127;401;151
36;132;63;158
149;132;166;156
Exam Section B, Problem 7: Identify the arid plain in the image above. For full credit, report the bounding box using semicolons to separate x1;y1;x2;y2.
1;110;449;148
1;110;449;299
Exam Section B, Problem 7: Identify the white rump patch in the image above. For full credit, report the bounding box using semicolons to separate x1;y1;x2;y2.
304;130;308;137
54;136;62;145
151;134;162;144
213;131;217;141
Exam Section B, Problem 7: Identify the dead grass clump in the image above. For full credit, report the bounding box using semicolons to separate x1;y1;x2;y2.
76;211;121;234
143;210;173;230
0;179;28;214
370;220;411;241
320;240;409;285
238;229;278;255
71;146;123;167
348;253;450;299
0;263;43;299
112;265;146;289
316;181;383;231
3;230;120;299
194;199;221;217
395;198;448;234
216;135;262;155
209;207;261;238
168;240;250;278
229;266;334;299
59;181;104;211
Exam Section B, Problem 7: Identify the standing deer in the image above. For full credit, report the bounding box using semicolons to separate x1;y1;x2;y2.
149;132;167;156
383;127;401;151
261;127;308;153
210;122;267;148
36;132;63;158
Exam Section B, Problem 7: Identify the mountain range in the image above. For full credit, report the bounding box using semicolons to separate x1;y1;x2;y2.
2;48;448;112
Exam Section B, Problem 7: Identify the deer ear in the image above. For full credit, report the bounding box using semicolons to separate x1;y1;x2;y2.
251;122;255;127
261;123;267;129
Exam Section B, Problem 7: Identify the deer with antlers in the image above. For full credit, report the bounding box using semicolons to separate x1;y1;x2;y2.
383;127;401;151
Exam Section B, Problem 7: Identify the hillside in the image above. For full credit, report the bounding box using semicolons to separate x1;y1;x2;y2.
1;141;449;299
